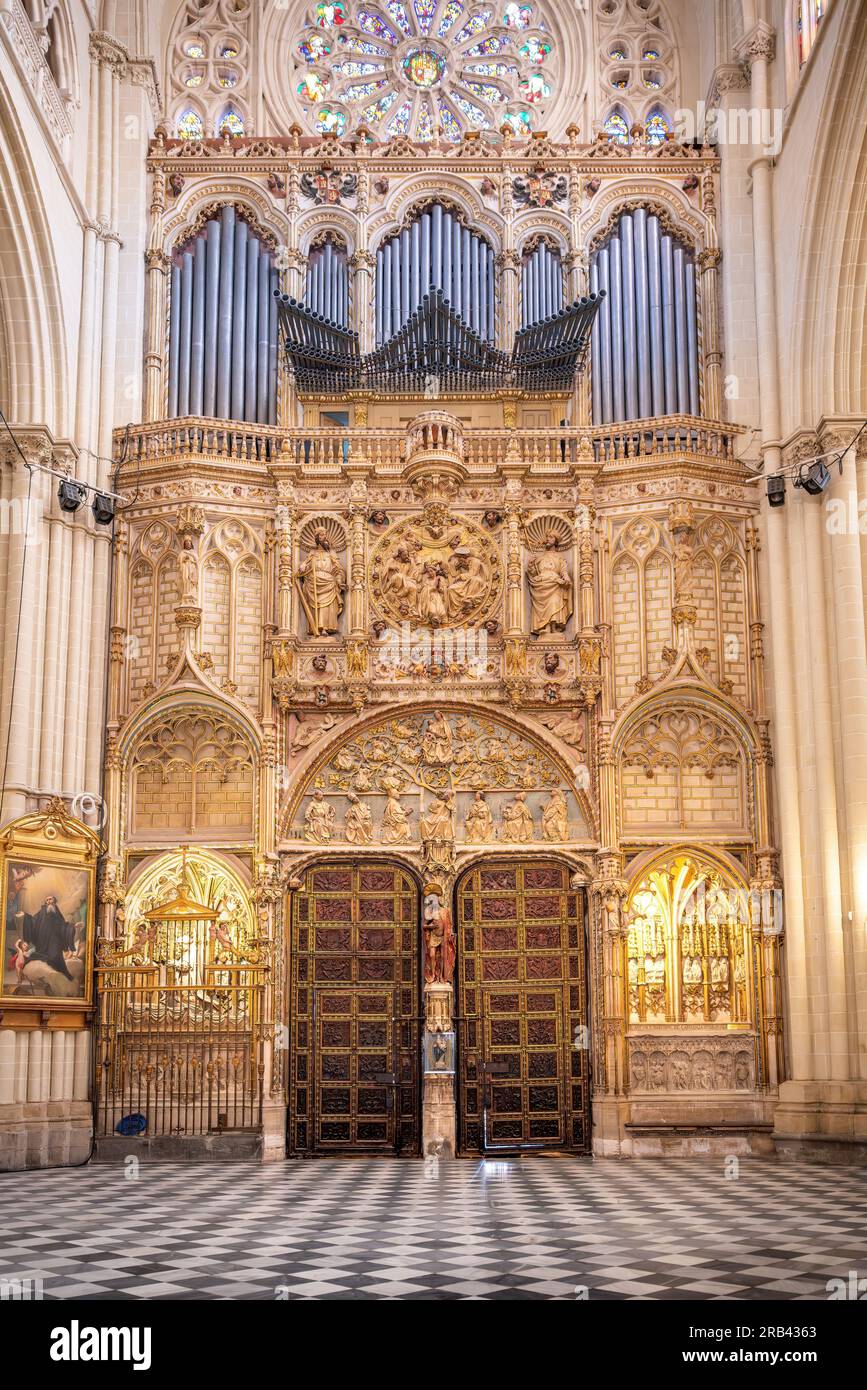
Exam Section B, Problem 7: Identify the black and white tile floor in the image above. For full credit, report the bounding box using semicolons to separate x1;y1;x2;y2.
3;1157;866;1300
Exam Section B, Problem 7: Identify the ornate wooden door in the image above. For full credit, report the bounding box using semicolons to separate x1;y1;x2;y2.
290;862;420;1155
456;860;590;1153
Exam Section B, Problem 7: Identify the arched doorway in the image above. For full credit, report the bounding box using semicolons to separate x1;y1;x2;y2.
289;860;421;1156
455;859;591;1155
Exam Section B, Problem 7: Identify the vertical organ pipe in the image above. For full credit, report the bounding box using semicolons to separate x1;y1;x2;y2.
216;204;235;419
190;236;206;416
621;213;638;421
590;259;600;426
376;248;384;346
597;244;613;424
686;260;699;415
452;219;462;316
268;267;277;425
204;219;220;417
633;208;651;419
660;233;677;415
421;211;431;294
257;253;270;423
487;247;495;340
442;212;452;308
673;244;689;414
647;213;664;417
178;250;193;416
411;220;421;312
168;263;181;417
231;218;248;420
432;202;442;297
382;242;392;344
391;234;401;336
471;234;480;333
245;237;259;422
609;232;624;422
400;228;411;324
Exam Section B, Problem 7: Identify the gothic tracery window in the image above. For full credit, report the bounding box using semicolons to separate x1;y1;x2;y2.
595;0;677;144
290;0;561;141
169;0;253;137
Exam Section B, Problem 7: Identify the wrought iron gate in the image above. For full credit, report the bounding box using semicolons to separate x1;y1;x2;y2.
456;860;590;1154
95;872;265;1139
289;861;420;1155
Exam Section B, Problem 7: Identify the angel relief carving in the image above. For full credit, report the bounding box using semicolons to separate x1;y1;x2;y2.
370;515;503;630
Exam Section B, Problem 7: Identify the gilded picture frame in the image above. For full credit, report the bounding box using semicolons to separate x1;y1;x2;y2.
0;800;102;1010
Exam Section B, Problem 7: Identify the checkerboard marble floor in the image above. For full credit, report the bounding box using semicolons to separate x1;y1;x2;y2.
3;1157;866;1300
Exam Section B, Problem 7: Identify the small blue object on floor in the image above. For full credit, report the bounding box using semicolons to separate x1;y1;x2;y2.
115;1113;147;1136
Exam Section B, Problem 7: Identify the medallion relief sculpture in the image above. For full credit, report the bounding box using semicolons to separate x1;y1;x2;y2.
369;514;503;630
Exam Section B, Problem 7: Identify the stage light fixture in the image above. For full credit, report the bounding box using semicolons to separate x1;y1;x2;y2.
91;491;116;525
57;479;87;513
795;460;830;495
766;475;786;507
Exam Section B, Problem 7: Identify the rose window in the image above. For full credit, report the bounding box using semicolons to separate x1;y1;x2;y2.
291;0;558;140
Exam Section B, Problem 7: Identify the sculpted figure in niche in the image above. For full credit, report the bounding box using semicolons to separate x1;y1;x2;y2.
304;789;335;843
527;531;573;636
421;710;453;765
499;792;535;842
464;791;494;842
423;887;455;985
541;788;568;841
381;792;411;843
298;528;346;636
179;535;199;604
344;792;373;845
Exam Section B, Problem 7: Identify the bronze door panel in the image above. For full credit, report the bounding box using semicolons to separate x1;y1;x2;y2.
290;861;420;1155
457;859;590;1154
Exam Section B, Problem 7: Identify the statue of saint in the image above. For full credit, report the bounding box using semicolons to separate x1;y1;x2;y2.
298;528;346;636
464;790;494;842
541;788;569;842
423;888;456;984
344;793;372;845
527;531;573;636
179;535;199;604
381;792;411;843
447;549;488;619
421;710;453;765
303;789;334;843
499;792;535;842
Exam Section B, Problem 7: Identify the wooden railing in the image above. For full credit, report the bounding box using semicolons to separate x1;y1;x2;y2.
113;414;744;472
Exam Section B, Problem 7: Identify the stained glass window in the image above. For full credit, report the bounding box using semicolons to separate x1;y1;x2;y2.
316;105;348;133
293;0;556;142
645;108;670;144
502;2;532;27
603;109;630;144
177;109;204;138
437;0;463;35
218;107;245;135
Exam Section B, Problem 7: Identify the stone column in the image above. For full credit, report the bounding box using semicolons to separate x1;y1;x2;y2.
697;243;723;420
422;982;456;1159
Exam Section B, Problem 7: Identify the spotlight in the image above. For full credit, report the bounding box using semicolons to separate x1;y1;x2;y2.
766;475;786;507
795;460;830;495
91;491;116;526
57;479;86;513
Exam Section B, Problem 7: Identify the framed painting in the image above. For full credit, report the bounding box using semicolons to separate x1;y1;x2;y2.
0;800;101;1009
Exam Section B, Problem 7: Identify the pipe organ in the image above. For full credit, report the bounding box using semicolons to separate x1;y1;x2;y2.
590;208;700;424
374;203;495;346
304;235;350;329
521;241;564;329
168;204;279;424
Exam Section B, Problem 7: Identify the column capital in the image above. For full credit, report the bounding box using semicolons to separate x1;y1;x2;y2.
735;21;776;71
